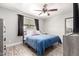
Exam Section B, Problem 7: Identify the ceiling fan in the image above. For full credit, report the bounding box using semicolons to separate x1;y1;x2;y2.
35;4;58;16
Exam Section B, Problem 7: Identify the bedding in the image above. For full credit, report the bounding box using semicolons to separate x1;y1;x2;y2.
24;34;62;56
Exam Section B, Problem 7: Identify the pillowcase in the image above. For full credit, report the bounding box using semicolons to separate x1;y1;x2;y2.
24;29;33;40
26;29;41;36
32;30;41;36
36;30;41;34
26;29;34;36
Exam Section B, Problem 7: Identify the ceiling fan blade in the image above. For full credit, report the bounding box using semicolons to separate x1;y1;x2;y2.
35;10;42;11
48;9;58;11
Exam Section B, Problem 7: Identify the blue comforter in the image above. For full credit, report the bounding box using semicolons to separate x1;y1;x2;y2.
24;34;61;56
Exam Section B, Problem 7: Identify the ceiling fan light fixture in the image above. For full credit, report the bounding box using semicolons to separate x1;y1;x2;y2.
48;13;50;16
35;4;58;16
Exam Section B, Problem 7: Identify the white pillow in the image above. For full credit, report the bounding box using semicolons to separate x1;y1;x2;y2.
31;30;41;36
24;29;33;40
26;29;41;36
35;30;41;34
27;29;33;35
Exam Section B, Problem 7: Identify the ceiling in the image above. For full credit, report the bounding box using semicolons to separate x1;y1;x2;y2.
0;3;73;19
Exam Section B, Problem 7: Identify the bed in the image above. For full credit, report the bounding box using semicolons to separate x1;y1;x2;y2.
24;34;62;56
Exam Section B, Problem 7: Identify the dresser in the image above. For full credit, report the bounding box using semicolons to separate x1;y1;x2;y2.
63;34;79;56
0;19;6;56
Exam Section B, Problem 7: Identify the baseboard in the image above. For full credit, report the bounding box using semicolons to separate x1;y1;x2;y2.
6;42;22;47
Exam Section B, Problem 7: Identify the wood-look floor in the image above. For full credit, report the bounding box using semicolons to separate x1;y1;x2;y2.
6;44;63;56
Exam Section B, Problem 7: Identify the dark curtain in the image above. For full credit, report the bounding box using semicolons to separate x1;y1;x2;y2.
35;19;39;30
18;14;24;36
73;3;79;33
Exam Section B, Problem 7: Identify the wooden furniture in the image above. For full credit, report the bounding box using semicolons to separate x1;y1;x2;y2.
63;34;79;56
0;19;6;56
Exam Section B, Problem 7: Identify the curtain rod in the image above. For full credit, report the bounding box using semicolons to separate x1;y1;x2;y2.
24;15;35;20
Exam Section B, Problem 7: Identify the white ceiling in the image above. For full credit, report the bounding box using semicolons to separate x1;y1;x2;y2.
0;3;73;19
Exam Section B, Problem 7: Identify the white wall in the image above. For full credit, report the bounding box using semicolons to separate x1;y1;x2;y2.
0;7;43;47
0;7;23;47
39;19;45;33
43;6;73;42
